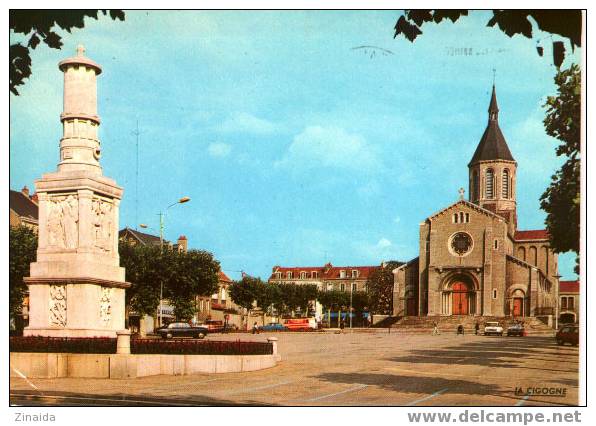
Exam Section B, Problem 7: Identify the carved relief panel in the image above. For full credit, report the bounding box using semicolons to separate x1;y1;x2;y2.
49;285;67;327
46;194;79;249
99;287;112;325
91;197;114;252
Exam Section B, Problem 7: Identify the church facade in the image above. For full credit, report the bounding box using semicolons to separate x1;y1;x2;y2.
393;86;558;319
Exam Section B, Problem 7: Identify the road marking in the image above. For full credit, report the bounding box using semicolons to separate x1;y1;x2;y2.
405;388;449;406
9;393;199;406
11;367;41;393
141;378;221;393
224;380;294;395
303;384;368;402
515;395;531;406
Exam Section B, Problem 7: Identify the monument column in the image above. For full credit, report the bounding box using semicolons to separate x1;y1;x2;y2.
24;45;129;338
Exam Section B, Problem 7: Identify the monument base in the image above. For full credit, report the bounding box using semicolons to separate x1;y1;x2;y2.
23;328;119;338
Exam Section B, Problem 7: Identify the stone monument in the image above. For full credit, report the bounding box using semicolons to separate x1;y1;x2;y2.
24;45;129;338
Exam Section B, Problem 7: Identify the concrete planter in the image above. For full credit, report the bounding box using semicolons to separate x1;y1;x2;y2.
10;352;278;379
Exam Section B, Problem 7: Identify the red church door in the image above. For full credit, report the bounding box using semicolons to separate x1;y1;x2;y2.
512;298;524;316
452;282;469;315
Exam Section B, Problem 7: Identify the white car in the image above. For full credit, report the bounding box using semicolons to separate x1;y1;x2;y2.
484;321;503;336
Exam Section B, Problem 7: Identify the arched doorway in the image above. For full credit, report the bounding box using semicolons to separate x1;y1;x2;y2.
441;276;476;315
510;289;526;317
452;282;471;315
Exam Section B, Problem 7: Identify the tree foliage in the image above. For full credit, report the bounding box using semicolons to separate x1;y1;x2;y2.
9;10;125;95
394;10;581;68
366;261;403;315
119;241;220;320
540;64;581;273
229;276;260;317
9;226;38;316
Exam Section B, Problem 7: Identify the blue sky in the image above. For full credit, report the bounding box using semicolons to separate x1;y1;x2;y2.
9;10;580;280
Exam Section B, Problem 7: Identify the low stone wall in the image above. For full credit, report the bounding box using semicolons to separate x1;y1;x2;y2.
10;352;278;379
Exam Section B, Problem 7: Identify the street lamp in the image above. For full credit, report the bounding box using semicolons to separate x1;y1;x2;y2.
554;273;563;330
140;196;191;327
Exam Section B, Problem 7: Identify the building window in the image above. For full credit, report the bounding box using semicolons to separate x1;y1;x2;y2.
312;271;318;278
453;213;458;223
275;272;281;279
351;270;358;278
221;288;226;301
286;271;293;279
502;169;510;198
352;282;357;292
472;170;479;200
486;169;494;199
340;270;346;278
340;283;345;292
459;212;464;223
326;283;333;291
492;289;497;299
494;239;499;250
561;297;568;309
300;271;307;279
568;297;574;309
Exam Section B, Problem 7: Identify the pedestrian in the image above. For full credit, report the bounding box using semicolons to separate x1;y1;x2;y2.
457;324;464;335
252;322;259;334
432;321;440;335
474;321;480;335
340;318;345;332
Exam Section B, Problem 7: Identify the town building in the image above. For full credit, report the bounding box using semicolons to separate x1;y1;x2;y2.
393;85;559;321
10;186;39;231
559;280;579;324
269;263;378;293
269;263;379;319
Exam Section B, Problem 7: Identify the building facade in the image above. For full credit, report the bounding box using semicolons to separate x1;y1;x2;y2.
269;263;378;293
393;86;558;320
10;186;39;231
559;280;579;324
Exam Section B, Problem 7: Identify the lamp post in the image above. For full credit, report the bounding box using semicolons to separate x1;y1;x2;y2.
554;273;562;331
350;282;353;329
140;196;190;327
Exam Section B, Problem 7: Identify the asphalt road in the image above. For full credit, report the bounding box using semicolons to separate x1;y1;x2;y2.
10;332;580;406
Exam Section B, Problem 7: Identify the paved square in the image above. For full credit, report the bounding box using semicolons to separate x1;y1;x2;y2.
10;331;579;406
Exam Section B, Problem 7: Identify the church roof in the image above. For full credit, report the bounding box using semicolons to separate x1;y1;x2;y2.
514;229;549;241
468;85;515;165
560;280;579;293
428;199;505;222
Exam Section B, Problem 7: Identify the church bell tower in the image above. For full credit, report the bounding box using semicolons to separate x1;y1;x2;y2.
468;85;518;232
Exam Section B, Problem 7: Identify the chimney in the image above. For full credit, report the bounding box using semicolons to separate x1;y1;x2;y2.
30;193;39;204
177;235;188;253
21;186;29;197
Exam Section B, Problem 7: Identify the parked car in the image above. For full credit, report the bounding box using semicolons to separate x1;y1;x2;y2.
484;321;503;336
556;325;579;346
259;322;288;332
156;322;208;339
284;317;318;331
506;323;525;337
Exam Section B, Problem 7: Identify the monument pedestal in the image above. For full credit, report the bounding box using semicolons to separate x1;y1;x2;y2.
23;46;129;339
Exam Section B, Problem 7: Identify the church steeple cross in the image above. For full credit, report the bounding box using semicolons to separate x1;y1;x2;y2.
458;187;465;200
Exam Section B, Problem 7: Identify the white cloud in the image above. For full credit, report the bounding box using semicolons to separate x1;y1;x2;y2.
276;125;380;171
376;238;392;249
207;142;232;157
219;112;277;135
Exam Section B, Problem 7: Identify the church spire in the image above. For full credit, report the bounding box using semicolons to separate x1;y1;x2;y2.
488;84;499;121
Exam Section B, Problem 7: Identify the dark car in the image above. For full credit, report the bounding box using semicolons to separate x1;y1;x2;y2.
156;322;208;339
259;322;288;332
556;325;579;346
506;323;525;337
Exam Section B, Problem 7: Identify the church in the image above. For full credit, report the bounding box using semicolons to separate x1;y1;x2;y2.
393;85;558;319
